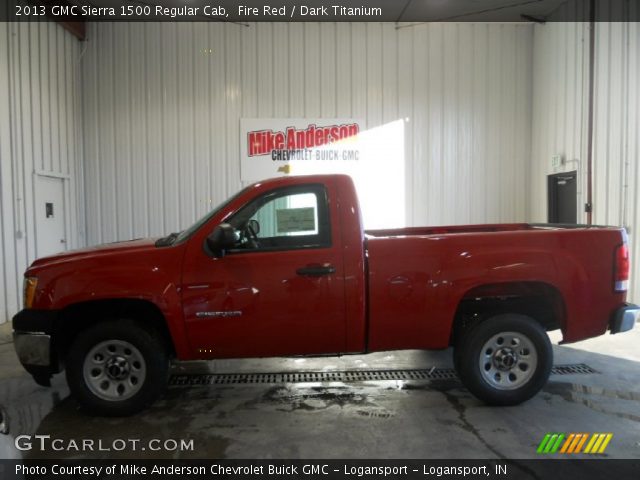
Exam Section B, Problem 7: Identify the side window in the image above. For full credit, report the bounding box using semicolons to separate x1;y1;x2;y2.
228;184;331;251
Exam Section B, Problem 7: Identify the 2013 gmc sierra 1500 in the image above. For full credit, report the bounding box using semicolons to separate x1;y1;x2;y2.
12;174;639;415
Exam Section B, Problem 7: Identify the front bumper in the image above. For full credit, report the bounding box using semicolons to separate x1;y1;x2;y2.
610;303;639;334
12;309;60;385
13;332;51;366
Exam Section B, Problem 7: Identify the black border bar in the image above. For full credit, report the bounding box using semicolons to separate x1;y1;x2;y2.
1;459;640;480
2;0;640;23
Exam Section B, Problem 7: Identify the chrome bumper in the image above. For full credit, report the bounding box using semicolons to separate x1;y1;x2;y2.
13;332;52;367
12;309;60;386
611;304;639;334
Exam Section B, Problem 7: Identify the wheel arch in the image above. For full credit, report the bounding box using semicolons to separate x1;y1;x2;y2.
54;298;176;366
450;281;566;346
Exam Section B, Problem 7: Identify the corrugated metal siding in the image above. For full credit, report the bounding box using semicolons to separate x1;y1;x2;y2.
0;22;84;323
592;19;640;303
81;22;533;247
529;21;589;223
530;11;640;303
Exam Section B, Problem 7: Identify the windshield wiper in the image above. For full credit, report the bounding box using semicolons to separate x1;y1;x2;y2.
155;232;180;247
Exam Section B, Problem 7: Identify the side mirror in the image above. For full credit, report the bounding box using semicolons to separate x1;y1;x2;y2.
206;223;236;257
248;219;260;236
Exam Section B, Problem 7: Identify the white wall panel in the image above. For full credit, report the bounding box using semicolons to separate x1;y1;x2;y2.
530;21;589;223
592;20;640;304
0;22;84;323
81;22;532;241
530;10;640;303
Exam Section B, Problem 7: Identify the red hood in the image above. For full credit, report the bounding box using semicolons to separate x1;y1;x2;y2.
28;238;159;271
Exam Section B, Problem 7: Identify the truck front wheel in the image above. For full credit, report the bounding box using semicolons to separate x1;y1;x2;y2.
66;320;169;416
454;314;552;405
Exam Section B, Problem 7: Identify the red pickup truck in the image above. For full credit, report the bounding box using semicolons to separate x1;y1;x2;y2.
13;174;638;415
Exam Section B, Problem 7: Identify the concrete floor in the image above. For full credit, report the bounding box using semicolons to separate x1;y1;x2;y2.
0;322;639;459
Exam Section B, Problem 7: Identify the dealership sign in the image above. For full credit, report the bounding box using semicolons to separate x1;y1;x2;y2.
240;118;364;182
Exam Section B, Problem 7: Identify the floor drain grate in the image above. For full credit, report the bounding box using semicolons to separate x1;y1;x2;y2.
169;363;596;387
551;363;598;375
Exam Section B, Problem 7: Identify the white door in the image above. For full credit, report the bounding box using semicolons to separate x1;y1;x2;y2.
35;175;67;258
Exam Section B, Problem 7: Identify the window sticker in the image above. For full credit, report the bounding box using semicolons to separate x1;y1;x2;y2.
276;207;316;233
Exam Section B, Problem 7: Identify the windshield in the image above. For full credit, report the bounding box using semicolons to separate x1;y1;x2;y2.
156;186;252;247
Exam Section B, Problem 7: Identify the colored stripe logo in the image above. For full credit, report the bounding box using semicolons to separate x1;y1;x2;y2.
537;433;613;454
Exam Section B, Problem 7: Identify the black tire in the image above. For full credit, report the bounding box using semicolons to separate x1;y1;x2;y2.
454;314;552;406
453;344;463;373
66;319;169;416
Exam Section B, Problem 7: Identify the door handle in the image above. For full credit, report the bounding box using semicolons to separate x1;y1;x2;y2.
296;264;336;276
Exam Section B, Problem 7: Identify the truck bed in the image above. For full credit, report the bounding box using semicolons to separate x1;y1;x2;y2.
365;223;618;238
364;223;627;352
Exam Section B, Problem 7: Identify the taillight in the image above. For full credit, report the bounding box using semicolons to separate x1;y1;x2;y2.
614;243;629;292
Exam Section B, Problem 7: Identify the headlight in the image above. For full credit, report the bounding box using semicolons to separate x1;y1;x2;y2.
23;277;38;309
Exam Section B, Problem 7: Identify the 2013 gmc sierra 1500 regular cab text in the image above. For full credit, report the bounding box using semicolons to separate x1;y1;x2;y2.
12;174;639;415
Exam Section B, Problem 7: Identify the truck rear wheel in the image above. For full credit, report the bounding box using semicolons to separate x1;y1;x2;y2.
454;314;552;405
66;320;169;416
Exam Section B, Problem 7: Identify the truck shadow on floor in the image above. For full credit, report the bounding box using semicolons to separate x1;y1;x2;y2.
1;345;639;459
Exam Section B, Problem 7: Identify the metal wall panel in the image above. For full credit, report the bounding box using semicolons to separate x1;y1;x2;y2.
529;21;589;223
82;22;533;247
0;22;84;323
592;19;640;304
530;10;640;303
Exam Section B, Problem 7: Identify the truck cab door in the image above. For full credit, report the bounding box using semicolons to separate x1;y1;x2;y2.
181;183;346;358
